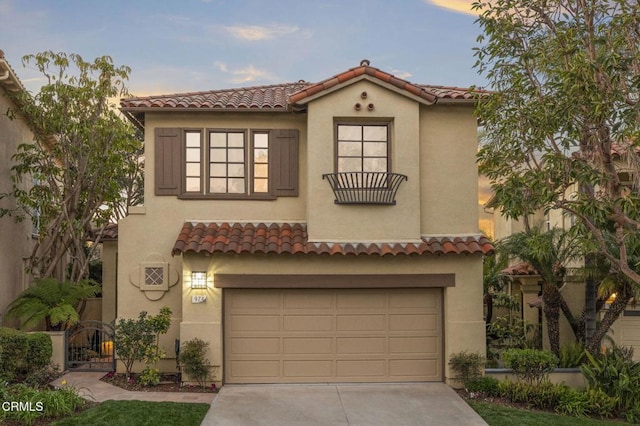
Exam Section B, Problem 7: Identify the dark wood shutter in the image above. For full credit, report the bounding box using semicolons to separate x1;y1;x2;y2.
154;128;182;196
270;129;299;197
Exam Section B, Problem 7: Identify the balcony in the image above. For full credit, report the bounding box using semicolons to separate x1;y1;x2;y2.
322;172;408;205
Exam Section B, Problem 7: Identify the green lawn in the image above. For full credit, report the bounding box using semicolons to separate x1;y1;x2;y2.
53;400;210;426
467;400;625;426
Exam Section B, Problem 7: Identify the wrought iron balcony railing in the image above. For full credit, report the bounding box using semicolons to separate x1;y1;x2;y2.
322;172;408;205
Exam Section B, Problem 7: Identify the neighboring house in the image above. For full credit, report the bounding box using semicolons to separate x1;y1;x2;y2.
117;60;492;385
486;163;640;358
0;50;36;325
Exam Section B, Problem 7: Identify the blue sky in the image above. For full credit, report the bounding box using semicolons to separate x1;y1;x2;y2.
0;0;483;96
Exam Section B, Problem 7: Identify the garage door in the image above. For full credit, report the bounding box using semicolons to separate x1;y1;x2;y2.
224;288;442;383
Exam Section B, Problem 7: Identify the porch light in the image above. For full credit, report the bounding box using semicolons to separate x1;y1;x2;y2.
191;271;208;289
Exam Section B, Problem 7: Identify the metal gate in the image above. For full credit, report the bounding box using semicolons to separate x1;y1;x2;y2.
66;320;115;371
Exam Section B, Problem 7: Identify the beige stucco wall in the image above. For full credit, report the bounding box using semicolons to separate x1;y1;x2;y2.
0;88;35;324
420;104;479;235
305;80;421;241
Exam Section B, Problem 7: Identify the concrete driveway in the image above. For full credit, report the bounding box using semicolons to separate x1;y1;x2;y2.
201;383;487;426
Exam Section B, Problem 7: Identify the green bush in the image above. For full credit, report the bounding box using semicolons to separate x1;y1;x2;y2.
140;366;161;386
26;332;53;372
498;380;568;410
0;383;85;425
113;306;172;379
466;376;501;397
179;338;210;388
581;345;640;421
0;328;52;383
558;342;586;368
448;351;485;386
503;348;558;384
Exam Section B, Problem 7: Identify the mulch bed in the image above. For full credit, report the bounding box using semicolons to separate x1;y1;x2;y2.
100;373;217;393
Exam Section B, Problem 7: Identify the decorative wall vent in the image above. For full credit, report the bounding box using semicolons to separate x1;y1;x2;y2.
129;253;180;301
322;172;407;205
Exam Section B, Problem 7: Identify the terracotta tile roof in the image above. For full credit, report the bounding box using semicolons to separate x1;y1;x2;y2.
120;61;487;126
88;223;118;242
289;61;486;105
120;81;311;111
171;222;494;257
502;261;538;276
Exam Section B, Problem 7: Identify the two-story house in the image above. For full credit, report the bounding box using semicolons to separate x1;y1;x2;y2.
118;60;492;385
0;50;36;325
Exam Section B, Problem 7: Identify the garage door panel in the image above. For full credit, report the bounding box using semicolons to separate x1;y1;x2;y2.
228;291;280;309
389;359;438;378
390;291;437;309
229;337;280;355
337;291;386;308
229;360;280;378
337;315;385;331
283;360;333;377
283;337;333;354
389;314;437;331
283;291;334;309
337;337;385;354
231;315;280;332
283;315;333;331
225;288;442;383
389;336;438;355
337;360;385;377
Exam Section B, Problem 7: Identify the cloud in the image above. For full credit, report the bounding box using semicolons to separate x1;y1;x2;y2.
391;69;413;80
215;62;276;84
224;24;300;41
424;0;478;16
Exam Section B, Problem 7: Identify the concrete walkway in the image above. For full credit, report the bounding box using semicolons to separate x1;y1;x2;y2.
50;371;215;404
202;383;487;426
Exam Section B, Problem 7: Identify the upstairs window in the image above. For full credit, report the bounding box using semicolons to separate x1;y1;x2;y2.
209;131;247;194
154;127;298;199
337;124;389;174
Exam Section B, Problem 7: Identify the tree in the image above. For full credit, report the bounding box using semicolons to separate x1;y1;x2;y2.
6;278;99;331
0;51;141;283
474;1;640;349
113;307;172;380
498;228;582;354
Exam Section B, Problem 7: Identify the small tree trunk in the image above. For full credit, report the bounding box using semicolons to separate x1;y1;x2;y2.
586;287;631;355
542;282;561;355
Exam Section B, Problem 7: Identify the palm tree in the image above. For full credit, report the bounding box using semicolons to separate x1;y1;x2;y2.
6;278;100;330
498;228;582;355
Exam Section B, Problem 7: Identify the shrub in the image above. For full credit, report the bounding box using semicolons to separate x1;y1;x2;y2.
0;383;85;425
448;351;485;386
581;344;640;420
499;380;568;410
140;366;161;386
0;328;52;383
113;306;172;379
558;342;586;368
179;338;210;388
502;348;558;385
555;387;590;417
26;332;53;372
466;376;501;397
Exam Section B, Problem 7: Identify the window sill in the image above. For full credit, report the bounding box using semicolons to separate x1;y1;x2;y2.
177;193;277;201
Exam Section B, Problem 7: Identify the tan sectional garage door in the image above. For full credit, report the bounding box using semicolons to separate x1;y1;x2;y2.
224;288;442;383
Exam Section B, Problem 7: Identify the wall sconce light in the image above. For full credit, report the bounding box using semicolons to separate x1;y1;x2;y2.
191;271;207;289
